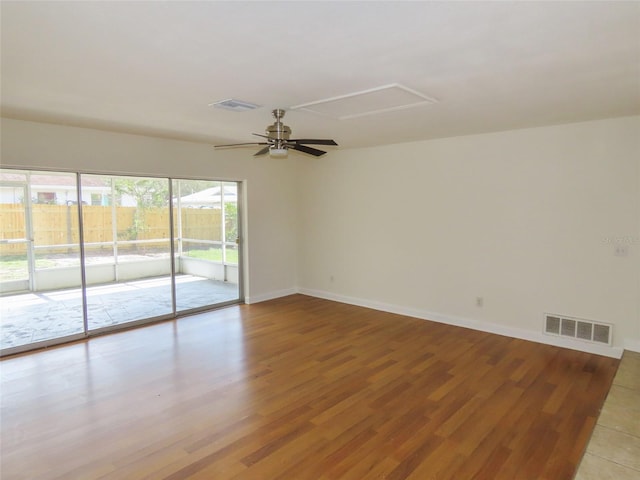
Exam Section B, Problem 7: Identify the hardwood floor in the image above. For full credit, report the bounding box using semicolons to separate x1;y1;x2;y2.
0;294;619;479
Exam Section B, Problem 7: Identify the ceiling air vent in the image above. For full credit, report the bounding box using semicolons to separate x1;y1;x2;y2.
209;99;261;112
544;313;612;346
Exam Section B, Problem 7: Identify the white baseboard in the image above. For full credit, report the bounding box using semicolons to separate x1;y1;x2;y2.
244;287;298;305
298;288;624;359
624;338;640;353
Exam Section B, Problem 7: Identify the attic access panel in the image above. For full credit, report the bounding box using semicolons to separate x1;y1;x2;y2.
290;83;437;120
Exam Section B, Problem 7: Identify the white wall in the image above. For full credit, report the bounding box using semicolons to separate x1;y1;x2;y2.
0;118;299;303
297;116;640;356
3;116;638;356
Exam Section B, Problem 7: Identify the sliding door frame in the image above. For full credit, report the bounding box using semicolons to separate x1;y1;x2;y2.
0;167;245;356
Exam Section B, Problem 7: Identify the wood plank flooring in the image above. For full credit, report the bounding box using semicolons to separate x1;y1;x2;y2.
0;294;619;479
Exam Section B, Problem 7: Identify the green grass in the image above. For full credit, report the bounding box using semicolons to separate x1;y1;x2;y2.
0;258;66;281
0;258;29;281
185;247;238;264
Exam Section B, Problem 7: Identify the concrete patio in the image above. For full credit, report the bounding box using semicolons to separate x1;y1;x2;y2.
0;275;239;351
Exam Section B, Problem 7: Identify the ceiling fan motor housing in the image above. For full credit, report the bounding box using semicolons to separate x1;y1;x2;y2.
266;123;291;139
266;109;291;148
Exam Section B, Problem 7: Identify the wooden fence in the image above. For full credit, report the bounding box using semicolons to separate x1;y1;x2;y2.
0;204;222;255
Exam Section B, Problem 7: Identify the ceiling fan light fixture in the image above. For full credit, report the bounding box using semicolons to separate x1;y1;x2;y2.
269;147;288;158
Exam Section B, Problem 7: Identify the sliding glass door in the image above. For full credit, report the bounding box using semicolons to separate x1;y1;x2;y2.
0;170;84;350
81;174;174;331
0;168;242;355
173;180;240;312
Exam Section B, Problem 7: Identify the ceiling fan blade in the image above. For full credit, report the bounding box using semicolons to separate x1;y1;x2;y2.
290;139;338;146
214;142;268;148
216;110;336;157
254;146;270;156
252;133;275;141
290;144;326;157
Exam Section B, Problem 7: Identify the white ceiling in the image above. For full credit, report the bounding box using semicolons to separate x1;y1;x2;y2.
1;1;639;150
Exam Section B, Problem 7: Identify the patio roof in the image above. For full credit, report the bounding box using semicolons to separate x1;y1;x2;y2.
177;186;237;207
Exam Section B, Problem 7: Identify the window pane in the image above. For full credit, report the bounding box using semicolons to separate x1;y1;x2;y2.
82;174;173;329
173;179;239;311
0;169;84;350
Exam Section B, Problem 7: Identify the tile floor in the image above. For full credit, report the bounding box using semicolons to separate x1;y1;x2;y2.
575;350;640;479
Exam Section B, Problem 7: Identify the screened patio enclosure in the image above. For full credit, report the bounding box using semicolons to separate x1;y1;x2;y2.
0;169;242;354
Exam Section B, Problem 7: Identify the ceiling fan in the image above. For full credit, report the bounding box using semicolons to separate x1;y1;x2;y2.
214;109;338;157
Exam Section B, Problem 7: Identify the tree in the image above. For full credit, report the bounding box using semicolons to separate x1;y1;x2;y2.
114;178;169;208
113;179;170;245
225;202;238;243
175;180;213;197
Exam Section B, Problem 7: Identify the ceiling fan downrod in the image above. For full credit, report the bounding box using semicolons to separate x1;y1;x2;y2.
266;109;291;149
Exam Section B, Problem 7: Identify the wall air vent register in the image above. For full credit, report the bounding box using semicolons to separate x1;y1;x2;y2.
544;313;612;346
